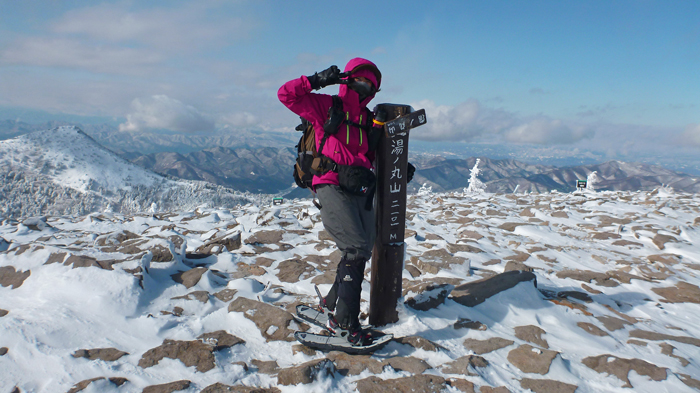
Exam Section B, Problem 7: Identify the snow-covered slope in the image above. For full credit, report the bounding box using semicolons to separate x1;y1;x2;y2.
1;189;699;392
0;126;166;193
0;126;255;217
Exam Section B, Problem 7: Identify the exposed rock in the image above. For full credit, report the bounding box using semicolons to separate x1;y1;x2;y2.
196;231;242;255
591;232;621;240
171;267;207;289
142;380;191;393
446;378;476;393
441;355;489;375
228;297;306;341
612;239;644;248
277;258;313;283
556;269;619;287
520;378;578;393
355;374;446;393
197;330;245;350
326;351;384;375
582;354;668;387
507;344;559;374
446;242;484;254
277;358;336;386
138;339;216;372
504;251;530;263
413;248;470;271
0;347;7;356
96;230;140;247
0;309;7;317
292;344;316;356
64;254;114;270
454;318;487;331
627;339;648;346
405;264;422;278
557;290;592;302
577;322;609;337
384;356;431;374
652;233;678;250
45;252;67;264
405;283;453;311
233;262;266;278
629;329;700;347
393;335;443;351
22;216;53;231
479;387;510;393
499;222;529;232
72;347;128;361
0;266;31;289
151;245;174;262
514;325;549;348
200;383;280;393
648;254;681;265
245;230;284;245
596;316;632;331
652;281;700;304
250;359;279;374
450;270;537;307
172;291;210;303
659;343;690;367
67;377;128;393
463;337;514;354
504;261;534;272
678;374;700;390
213;288;238;302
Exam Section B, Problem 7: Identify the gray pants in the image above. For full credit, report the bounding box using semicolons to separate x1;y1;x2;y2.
316;184;376;329
316;184;376;261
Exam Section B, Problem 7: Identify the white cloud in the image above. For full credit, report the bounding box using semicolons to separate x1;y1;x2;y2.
681;123;700;147
410;99;594;145
119;95;215;133
0;37;162;75
219;112;258;128
504;117;594;144
51;3;254;51
0;3;255;74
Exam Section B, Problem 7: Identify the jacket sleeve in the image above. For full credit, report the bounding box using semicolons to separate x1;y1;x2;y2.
278;76;331;126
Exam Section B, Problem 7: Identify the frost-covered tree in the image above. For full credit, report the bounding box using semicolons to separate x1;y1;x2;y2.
417;183;433;196
587;171;600;191
465;158;486;195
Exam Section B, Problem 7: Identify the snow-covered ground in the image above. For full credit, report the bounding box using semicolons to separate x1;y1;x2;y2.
1;188;699;392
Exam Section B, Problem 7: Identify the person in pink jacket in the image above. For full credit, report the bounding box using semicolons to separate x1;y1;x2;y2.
278;58;384;346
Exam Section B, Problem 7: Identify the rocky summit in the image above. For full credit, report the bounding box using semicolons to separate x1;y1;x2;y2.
1;187;700;392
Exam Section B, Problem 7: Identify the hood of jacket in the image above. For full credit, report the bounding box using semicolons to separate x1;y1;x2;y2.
339;58;382;111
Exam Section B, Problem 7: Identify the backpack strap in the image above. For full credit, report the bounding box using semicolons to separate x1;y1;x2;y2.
316;95;342;159
312;95;342;174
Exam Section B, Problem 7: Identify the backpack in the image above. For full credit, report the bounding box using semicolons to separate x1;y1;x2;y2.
292;95;377;190
292;95;343;189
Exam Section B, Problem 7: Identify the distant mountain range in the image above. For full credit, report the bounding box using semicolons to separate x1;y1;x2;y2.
127;147;700;196
1;126;698;219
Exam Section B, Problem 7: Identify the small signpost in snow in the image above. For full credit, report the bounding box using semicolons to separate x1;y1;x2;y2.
369;104;427;326
272;197;284;206
577;180;587;190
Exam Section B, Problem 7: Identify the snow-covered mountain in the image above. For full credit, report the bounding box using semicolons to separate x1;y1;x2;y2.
0;126;166;192
0;126;254;218
1;189;699;392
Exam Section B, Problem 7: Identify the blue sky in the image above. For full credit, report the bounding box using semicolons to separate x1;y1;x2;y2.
1;0;699;152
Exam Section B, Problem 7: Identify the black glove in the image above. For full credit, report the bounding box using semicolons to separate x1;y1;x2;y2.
307;65;342;90
407;162;415;183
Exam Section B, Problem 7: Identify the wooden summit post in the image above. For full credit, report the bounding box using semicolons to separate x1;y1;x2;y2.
369;104;427;326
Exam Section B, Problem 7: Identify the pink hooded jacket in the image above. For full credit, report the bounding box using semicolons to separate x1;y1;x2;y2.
278;58;382;189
